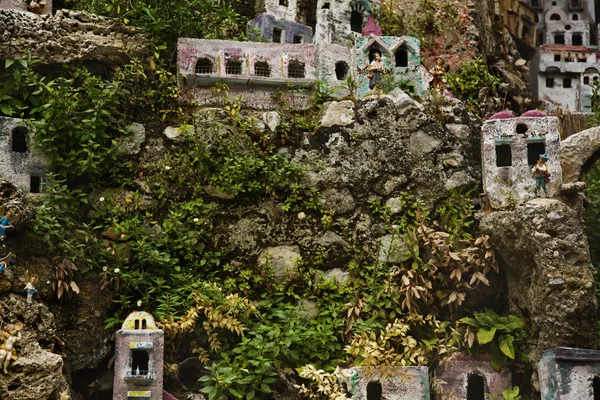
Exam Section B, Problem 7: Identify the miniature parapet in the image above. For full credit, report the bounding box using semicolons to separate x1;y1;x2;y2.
434;353;512;400
539;347;600;399
340;366;430;399
314;0;381;46
355;35;429;98
481;110;562;208
0;117;51;193
113;312;164;400
0;0;52;14
248;13;314;44
178;38;317;110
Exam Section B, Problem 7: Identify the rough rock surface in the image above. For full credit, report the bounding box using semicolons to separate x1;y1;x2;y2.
318;100;355;129
560;126;600;183
257;246;302;283
0;295;64;400
480;198;596;363
0;9;148;64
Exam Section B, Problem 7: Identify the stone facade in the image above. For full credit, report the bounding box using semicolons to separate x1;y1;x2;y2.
481;111;562;208
529;0;599;111
113;312;165;400
0;117;50;193
539;347;600;399
340;366;430;399
0;0;52;14
178;0;427;109
434;354;512;399
498;0;537;48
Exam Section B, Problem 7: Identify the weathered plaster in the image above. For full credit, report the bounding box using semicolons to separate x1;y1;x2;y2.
248;13;314;43
340;366;430;400
539;347;600;400
481;114;562;208
434;355;512;400
0;117;50;193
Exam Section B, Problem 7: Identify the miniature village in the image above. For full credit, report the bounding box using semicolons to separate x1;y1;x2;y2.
2;0;600;399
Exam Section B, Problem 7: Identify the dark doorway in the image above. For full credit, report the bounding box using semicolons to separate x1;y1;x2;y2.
496;144;512;167
273;27;283;43
335;61;349;80
467;374;485;400
395;47;409;67
366;381;382;400
527;142;546;165
30;176;41;193
593;376;600;400
11;127;28;153
351;10;363;32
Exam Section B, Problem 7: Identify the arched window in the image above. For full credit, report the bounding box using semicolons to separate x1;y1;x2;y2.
516;123;529;134
573;13;579;20
288;60;306;78
11;127;28;153
522;25;530;40
225;59;243;75
585;76;590;85
395;46;409;67
254;61;271;77
141;319;147;329
550;13;561;20
195;58;214;74
335;61;349;80
351;10;363;32
466;374;485;400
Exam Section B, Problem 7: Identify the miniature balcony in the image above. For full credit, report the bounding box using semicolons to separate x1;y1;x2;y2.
125;370;155;385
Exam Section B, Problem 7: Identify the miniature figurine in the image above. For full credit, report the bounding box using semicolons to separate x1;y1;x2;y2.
429;57;449;90
532;153;550;197
0;322;22;374
28;0;44;14
0;253;12;273
0;211;12;240
24;271;37;304
368;52;384;98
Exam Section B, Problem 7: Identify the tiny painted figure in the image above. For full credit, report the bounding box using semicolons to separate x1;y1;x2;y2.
28;0;44;14
24;272;37;304
0;211;12;240
429;57;449;90
0;322;22;374
368;52;384;98
0;253;12;273
532;153;550;197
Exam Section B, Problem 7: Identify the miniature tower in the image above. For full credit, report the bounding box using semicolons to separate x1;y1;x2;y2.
113;312;164;400
481;110;562;208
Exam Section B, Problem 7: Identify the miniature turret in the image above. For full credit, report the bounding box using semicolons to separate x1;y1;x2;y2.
113;311;164;400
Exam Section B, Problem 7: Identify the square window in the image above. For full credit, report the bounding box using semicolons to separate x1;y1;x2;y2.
293;35;303;44
546;77;554;88
572;34;583;45
554;54;561;61
564;78;572;88
555;34;565;44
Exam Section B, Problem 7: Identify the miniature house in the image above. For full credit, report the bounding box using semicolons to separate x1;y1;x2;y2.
340;366;430;399
481;110;562;208
434;354;512;399
529;0;600;111
0;0;52;14
113;312;165;400
498;0;538;51
0;117;51;193
178;0;427;109
539;347;600;399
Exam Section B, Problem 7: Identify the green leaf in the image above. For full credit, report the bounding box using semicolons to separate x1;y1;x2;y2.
498;334;516;359
5;59;14;69
490;340;507;371
502;386;520;400
477;327;497;344
260;383;271;393
246;391;255;400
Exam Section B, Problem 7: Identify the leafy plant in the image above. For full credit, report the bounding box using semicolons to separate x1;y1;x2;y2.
585;79;600;127
488;386;522;400
459;309;526;370
446;56;502;114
